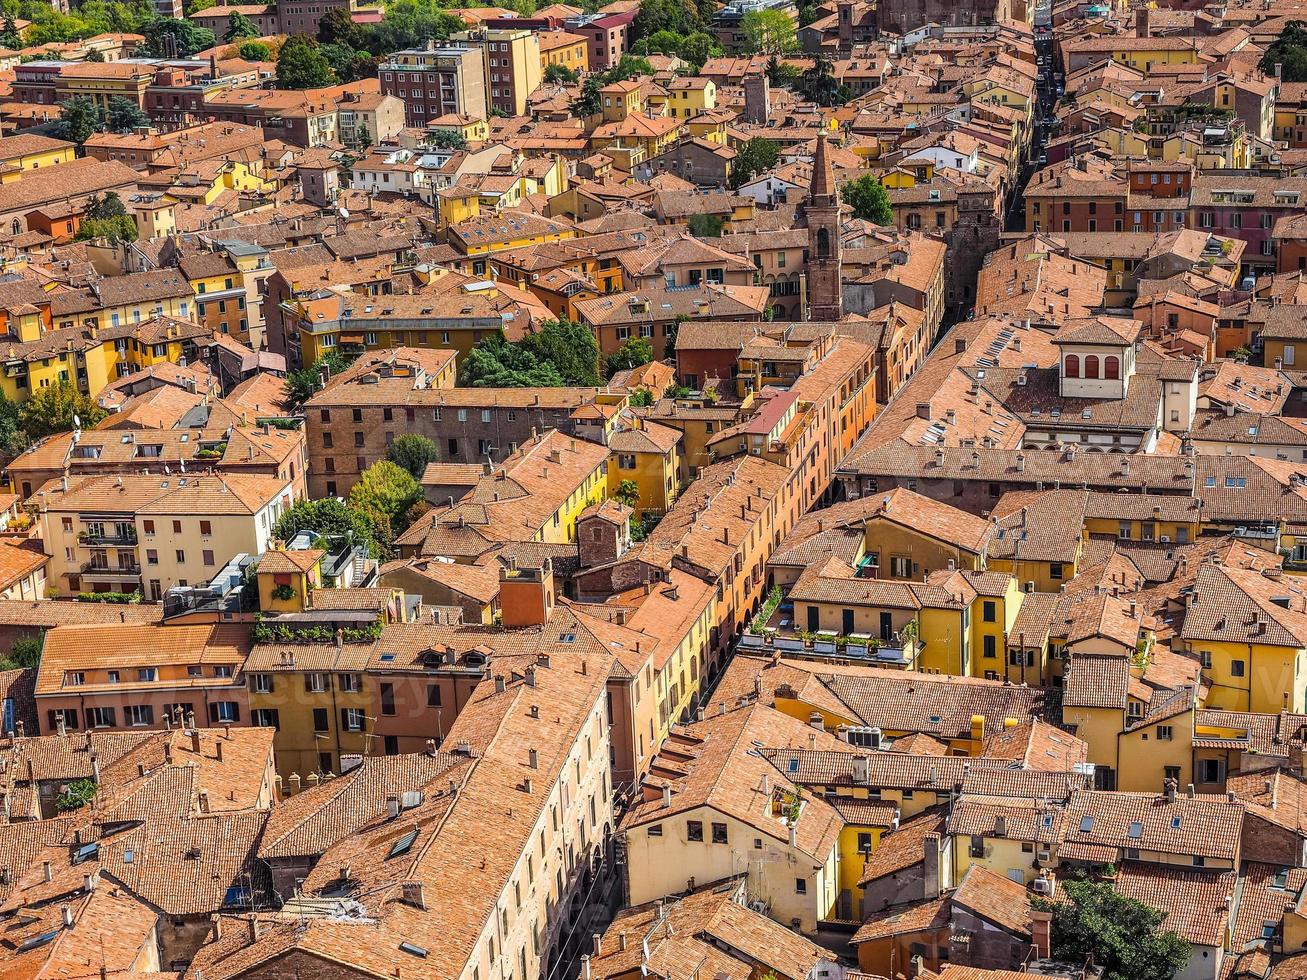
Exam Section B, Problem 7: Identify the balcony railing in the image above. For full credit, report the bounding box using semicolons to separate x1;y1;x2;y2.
80;562;142;579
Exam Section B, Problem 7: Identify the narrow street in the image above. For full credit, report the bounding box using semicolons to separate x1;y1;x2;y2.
1005;0;1057;232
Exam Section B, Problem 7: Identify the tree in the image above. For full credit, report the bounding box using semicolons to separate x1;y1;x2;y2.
1036;879;1189;980
19;381;105;440
84;48;105;60
6;635;41;670
520;317;601;386
572;76;603;116
741;9;796;54
606;54;653;81
57;96;103;145
87;192;128;220
427;128;467;150
0;16;21;49
318;6;361;46
238;39;271;59
543;62;579;83
688;213;724;237
1261;21;1307;82
841;174;893;224
0;391;27;458
348;460;422;553
273;497;378;557
799;54;845;106
605;337;654;378
632;0;700;41
387;434;440;479
74;214;137;243
614;479;640;509
105;95;149;133
460;336;566;388
356;121;372;150
224;9;259;40
766;54;802;86
138;18;216;57
56;778;98;813
729;136;779;189
276;34;335;89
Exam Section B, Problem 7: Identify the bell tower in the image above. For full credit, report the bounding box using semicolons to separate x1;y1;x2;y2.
806;134;843;321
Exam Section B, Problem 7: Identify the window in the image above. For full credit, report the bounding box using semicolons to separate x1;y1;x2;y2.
175;550;185;564
648;824;663;836
199;520;211;536
252;708;280;728
89;706;116;728
687;820;703;841
338;673;361;693
1156;725;1173;741
983;635;996;659
313;707;329;731
1084;354;1099;378
1232;659;1246;677
381;683;395;716
1199;758;1222;783
1050;562;1064;580
137;667;157;682
143;520;155;534
125;704;153;726
1104;355;1120;380
210;702;239;723
1065;354;1079;378
341;708;365;731
983;601;996;623
711;822;728;844
203;550;215;566
427;684;442;707
795;878;807;894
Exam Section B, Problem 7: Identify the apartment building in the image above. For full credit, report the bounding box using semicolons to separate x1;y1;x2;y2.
34;622;250;734
378;44;488;128
451;27;543;117
35;472;294;598
304;348;604;497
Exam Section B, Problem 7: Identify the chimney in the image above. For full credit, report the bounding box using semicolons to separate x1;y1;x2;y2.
1136;5;1151;36
42;861;52;882
198;791;210;813
923;834;940;897
89;754;100;783
164;742;173;764
788;823;798;848
387;795;400;819
216;741;224;763
592;934;603;958
191;729;201;754
662;783;672;808
1030;909;1053;960
61;905;73;928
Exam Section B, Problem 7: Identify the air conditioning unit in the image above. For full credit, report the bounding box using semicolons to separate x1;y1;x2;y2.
1025;582;1036;593
1037;849;1052;863
1032;877;1055;895
1160;535;1170;543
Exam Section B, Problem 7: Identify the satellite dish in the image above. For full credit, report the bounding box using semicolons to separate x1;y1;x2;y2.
338;207;350;219
163;464;170;474
72;414;81;429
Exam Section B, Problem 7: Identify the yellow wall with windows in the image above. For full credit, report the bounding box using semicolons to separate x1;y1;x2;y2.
608;446;679;518
540;461;609;544
248;670;371;780
0;142;74;184
1187;638;1306;714
1116;711;1194;792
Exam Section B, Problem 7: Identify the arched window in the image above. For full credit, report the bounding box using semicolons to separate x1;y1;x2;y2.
1104;355;1120;380
1065;354;1080;378
1085;354;1100;378
9;220;18;236
816;227;830;259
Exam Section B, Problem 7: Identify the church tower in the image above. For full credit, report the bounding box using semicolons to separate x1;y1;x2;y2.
806;133;843;321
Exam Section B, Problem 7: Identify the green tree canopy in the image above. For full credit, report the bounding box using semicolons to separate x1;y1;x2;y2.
138;18;215;57
687;213;724;237
317;6;361;45
19;381;106;440
105;96;149;133
74;214;138;244
614;478;640;509
605;337;654;379
1037;879;1189;980
348;460;423;553
1260;21;1307;81
543;62;579;83
741;9;796;54
520;317;600;386
56;778;97;812
272;497;378;557
460;336;567;388
0;391;27;458
57;96;103;144
0;16;22;48
841;173;893;224
427;128;467;150
632;0;701;41
238;39;271;59
224;9;259;40
729;136;779;189
387;434;440;479
276;34;335;89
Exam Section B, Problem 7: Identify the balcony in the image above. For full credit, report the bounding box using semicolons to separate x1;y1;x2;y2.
78;530;137;546
80;562;142;580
